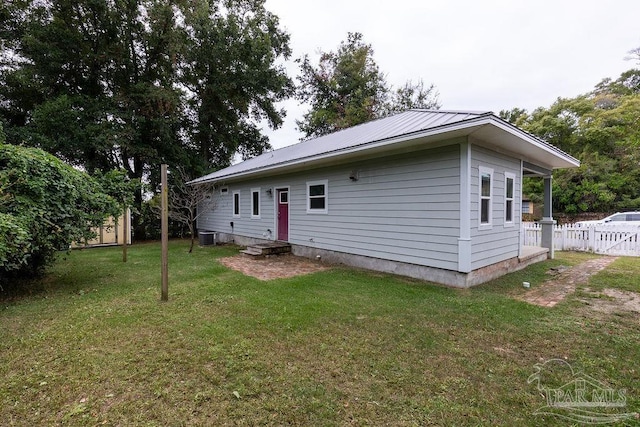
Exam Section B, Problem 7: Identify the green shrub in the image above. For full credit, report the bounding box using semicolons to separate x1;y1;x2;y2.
0;143;119;283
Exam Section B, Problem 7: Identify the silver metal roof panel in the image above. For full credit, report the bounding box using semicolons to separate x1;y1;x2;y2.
190;109;578;184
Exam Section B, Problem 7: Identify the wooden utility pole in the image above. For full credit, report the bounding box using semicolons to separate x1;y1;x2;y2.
161;164;169;301
122;205;128;263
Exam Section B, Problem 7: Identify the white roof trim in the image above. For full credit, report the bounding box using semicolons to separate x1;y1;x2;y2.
482;118;580;167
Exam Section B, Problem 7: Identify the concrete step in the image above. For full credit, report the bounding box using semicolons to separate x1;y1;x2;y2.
241;242;291;257
240;248;263;257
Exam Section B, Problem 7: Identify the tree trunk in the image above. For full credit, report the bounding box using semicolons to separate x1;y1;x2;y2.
131;155;146;241
188;222;195;253
132;184;145;242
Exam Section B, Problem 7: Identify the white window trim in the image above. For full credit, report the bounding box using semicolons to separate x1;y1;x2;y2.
251;187;261;219
306;179;328;214
232;190;241;218
220;186;229;195
478;166;493;230
504;172;515;227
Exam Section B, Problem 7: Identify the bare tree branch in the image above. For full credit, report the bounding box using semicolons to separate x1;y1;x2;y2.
624;46;640;64
168;166;217;253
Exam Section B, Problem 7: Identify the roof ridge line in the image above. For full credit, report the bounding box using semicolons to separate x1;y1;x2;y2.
408;108;493;115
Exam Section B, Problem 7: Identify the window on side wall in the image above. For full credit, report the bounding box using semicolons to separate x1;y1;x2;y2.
479;166;493;228
505;172;515;226
251;188;260;218
307;180;328;214
232;191;240;217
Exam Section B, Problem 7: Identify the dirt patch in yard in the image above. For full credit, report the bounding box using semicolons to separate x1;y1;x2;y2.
218;254;329;280
578;288;640;314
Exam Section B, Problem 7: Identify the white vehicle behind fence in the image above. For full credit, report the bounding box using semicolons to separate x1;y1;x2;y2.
575;212;640;227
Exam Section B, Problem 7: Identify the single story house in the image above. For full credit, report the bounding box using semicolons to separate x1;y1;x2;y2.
191;110;579;287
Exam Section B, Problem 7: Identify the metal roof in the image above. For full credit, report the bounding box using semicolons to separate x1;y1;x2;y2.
190;109;579;184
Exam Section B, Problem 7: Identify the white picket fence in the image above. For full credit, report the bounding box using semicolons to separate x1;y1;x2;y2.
522;222;640;256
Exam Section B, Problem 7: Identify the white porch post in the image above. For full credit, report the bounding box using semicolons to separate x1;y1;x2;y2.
539;175;556;259
518;160;524;257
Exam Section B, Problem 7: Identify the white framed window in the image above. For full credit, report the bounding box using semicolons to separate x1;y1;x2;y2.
232;191;240;217
504;172;515;226
251;188;260;218
479;166;493;228
279;190;288;204
307;180;328;214
220;186;229;195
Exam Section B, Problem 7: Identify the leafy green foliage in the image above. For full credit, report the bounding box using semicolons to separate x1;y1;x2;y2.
0;0;293;238
0;143;119;282
0;213;31;273
503;68;640;214
386;80;440;115
94;169;139;211
296;32;387;138
296;32;439;138
180;1;294;164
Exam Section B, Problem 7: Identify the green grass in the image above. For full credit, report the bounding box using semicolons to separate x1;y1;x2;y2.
1;241;639;426
587;256;640;293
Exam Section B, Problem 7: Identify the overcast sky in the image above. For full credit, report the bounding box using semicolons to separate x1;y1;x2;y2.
261;0;640;149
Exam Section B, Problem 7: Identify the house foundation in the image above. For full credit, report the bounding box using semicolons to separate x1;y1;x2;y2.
214;232;549;288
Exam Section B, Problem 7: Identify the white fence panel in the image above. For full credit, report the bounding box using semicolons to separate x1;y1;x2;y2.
593;225;640;256
522;222;541;247
522;223;640;256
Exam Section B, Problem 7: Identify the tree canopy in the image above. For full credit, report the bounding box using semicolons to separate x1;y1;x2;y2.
296;32;439;138
500;67;640;214
0;0;293;238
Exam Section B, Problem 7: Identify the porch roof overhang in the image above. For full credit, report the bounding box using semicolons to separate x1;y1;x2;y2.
190;112;579;185
466;118;580;172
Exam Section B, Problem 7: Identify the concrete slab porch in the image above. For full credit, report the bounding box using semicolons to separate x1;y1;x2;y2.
519;246;550;262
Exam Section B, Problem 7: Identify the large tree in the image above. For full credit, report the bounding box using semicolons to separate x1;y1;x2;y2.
179;1;294;165
0;0;293;239
500;66;640;214
296;32;439;139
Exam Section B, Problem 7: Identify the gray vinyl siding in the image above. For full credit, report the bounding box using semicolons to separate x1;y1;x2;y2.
197;182;276;239
198;144;461;271
470;145;521;270
196;189;231;232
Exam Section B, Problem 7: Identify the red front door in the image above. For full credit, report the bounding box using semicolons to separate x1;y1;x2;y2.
277;189;289;241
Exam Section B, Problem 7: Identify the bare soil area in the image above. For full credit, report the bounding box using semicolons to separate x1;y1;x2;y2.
218;253;329;280
578;288;640;314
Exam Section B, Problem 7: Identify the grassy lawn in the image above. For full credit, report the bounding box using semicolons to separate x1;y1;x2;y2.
1;241;639;426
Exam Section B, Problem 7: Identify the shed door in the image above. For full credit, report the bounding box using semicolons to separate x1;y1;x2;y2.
277;189;289;241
